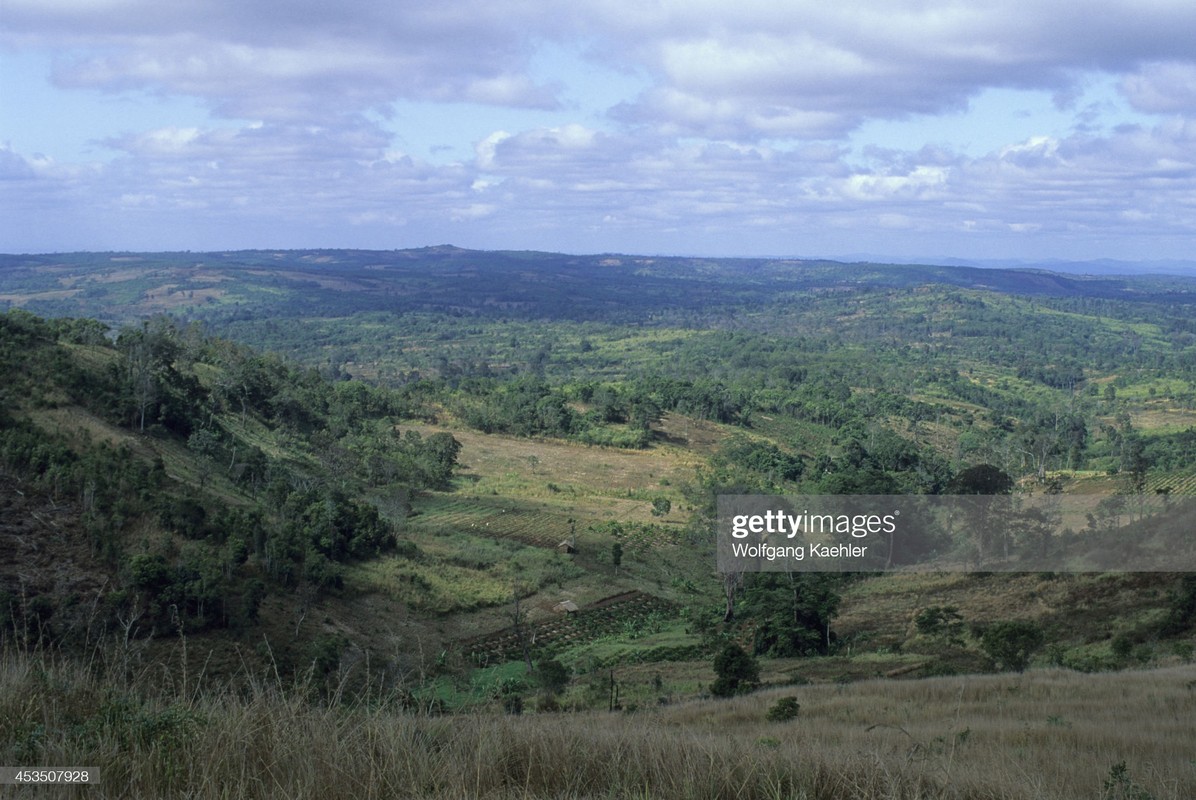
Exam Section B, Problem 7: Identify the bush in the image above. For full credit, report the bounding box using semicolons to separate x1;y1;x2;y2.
979;620;1045;672
710;642;759;697
766;696;800;722
1159;575;1196;636
1111;633;1135;661
534;658;570;695
914;606;964;642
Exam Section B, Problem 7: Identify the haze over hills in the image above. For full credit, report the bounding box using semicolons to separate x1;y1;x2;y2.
841;254;1196;277
4;247;1196;330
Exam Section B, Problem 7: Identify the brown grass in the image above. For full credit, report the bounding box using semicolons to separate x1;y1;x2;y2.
3;643;1193;799
401;422;696;523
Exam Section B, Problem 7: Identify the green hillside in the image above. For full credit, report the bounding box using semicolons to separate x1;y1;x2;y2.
3;249;1196;798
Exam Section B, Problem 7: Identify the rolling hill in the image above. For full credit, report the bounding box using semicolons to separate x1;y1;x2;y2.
2;248;1195;798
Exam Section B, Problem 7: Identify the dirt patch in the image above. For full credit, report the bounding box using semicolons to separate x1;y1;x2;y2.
1131;406;1196;432
653;413;728;455
0;289;82;305
141;285;228;309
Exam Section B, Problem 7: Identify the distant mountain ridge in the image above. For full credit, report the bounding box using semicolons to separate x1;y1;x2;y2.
835;253;1196;277
3;247;1196;331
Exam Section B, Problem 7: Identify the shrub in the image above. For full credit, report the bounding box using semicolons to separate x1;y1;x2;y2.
534;658;570;695
914;606;964;642
1159;575;1196;636
979;620;1045;672
1112;633;1135;661
766;696;800;722
710;642;759;697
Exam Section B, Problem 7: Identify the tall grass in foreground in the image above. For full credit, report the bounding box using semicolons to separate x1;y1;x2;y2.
2;643;1194;799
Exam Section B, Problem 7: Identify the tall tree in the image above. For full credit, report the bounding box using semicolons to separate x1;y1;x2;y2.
741;572;841;657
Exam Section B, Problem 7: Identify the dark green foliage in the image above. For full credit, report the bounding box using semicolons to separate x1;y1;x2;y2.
914;606;964;643
124;546;229;633
457;377;579;438
283;489;395;562
388;430;462;490
816;466;900;495
710;642;759;697
1159;575;1196;636
113;318;206;435
713;436;804;487
766;696;800;722
948;464;1014;495
807;431;951;495
534;658;571;695
308;633;349;675
0;308;439;648
158;496;208;539
302;555;345;591
631;375;748;425
741;573;841;658
1111;632;1136;661
978;620;1045;672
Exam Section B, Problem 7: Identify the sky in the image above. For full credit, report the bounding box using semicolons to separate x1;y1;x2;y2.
2;1;1196;262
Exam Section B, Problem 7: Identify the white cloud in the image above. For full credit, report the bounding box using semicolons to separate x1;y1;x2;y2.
1120;61;1196;114
6;0;1194;136
5;0;1196;256
593;1;1196;139
475;131;512;170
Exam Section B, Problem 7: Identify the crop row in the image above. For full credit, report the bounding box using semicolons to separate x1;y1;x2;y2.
591;520;682;552
461;590;679;666
1145;470;1196;496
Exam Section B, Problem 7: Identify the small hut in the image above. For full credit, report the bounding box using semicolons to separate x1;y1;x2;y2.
553;600;579;615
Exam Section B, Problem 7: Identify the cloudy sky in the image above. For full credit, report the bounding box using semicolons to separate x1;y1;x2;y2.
3;0;1196;261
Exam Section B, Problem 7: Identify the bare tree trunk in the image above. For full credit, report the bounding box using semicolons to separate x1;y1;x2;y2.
722;570;742;622
512;592;534;673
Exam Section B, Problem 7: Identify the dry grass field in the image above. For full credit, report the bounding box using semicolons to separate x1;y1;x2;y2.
4;644;1193;800
400;420;699;522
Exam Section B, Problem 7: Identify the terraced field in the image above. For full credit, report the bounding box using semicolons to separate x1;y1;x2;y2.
460;590;680;666
1145;468;1196;495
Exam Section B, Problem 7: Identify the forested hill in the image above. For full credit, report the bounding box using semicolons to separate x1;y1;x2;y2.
0;310;460;678
3;247;1196;489
4;258;1196;800
3;250;1196;702
3;248;1195;330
